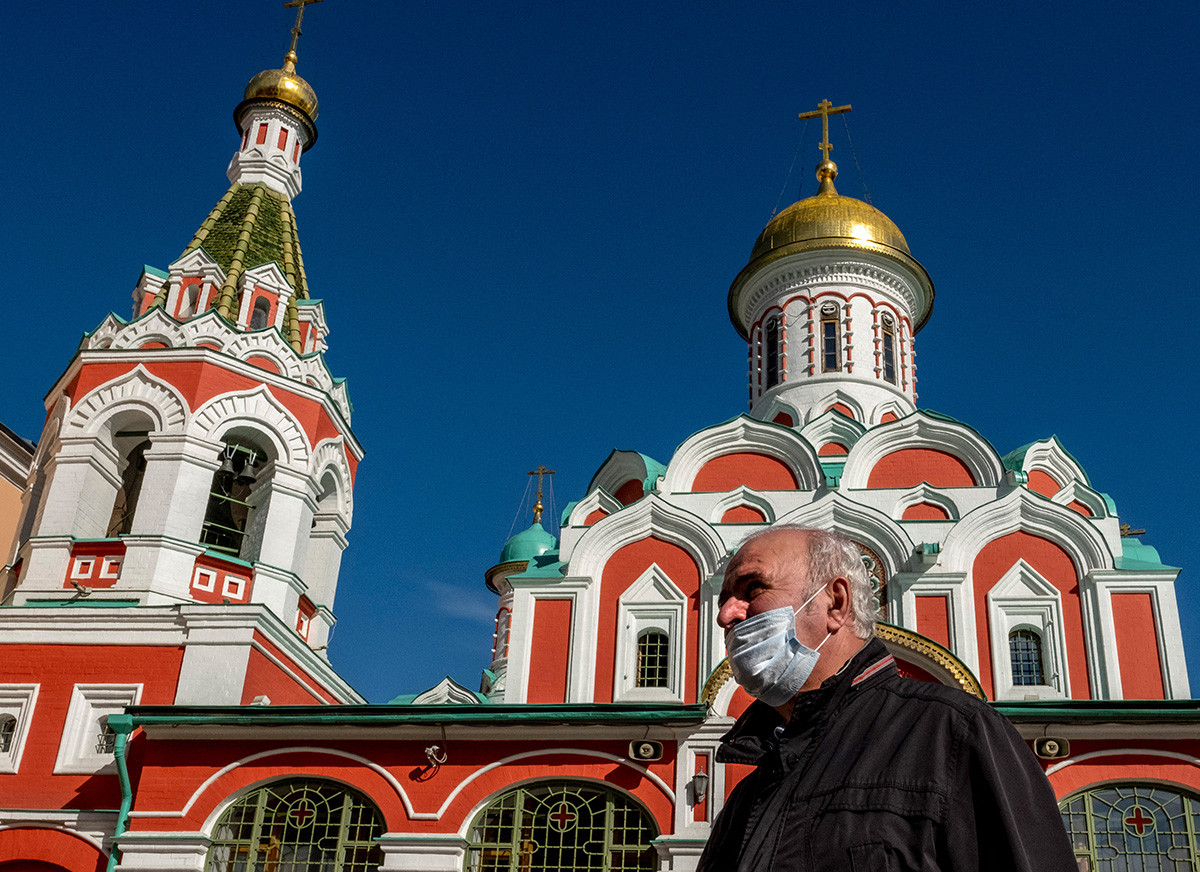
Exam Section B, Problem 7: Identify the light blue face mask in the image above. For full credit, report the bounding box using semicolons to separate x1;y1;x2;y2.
724;586;830;707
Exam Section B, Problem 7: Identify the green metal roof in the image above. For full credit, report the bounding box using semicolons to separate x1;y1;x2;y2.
994;700;1200;722
1115;537;1177;571
126;703;709;727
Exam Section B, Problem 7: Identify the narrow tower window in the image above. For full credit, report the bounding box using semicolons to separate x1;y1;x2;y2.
820;303;841;372
277;127;288;151
292;140;300;162
764;316;781;389
1009;628;1046;686
179;284;200;319
636;630;670;688
881;313;897;383
256;123;268;145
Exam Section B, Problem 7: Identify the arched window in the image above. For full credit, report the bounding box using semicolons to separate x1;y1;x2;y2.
249;297;272;330
820;303;841;372
200;439;265;558
764;316;781;389
635;630;669;688
1061;784;1200;870
465;782;658;871
881;313;897;383
106;438;150;537
206;779;383;872
1009;628;1045;686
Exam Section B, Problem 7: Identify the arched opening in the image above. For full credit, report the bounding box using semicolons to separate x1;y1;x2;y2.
199;437;267;558
465;781;659;871
820;302;841;372
1060;784;1200;869
205;778;383;872
1008;628;1046;686
179;284;200;319
881;313;897;383
105;438;150;536
249;297;272;330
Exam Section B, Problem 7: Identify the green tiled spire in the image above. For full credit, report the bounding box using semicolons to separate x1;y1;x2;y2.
180;182;310;348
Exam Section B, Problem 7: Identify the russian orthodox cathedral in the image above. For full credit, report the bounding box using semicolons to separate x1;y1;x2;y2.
1;16;1198;872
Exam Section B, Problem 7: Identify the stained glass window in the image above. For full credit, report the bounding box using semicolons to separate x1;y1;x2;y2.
635;631;669;688
1009;628;1045;686
1060;784;1200;871
465;782;658;872
206;778;383;872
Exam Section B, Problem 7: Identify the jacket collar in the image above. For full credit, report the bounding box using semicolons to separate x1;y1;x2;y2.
716;636;895;765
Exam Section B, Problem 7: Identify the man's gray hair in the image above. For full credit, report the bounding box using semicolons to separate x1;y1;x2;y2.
742;525;879;639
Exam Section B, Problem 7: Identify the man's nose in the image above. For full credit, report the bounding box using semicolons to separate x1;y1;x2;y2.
717;597;745;629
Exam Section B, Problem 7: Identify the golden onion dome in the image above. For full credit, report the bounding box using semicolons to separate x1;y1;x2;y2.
243;51;319;121
728;159;934;338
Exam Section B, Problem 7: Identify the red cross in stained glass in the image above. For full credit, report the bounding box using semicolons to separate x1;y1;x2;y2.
549;802;576;831
1124;806;1153;836
287;801;316;826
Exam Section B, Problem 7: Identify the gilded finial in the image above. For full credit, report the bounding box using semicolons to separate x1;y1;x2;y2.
283;0;324;61
527;465;556;525
798;99;851;196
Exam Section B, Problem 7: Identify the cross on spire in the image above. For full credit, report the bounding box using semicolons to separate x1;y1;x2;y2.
797;99;852;162
284;0;324;56
527;465;556;524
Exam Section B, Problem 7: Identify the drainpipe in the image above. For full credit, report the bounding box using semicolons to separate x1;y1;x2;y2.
106;714;135;872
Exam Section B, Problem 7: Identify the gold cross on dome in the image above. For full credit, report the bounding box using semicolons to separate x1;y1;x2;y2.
284;0;324;55
797;99;852;161
527;465;556;524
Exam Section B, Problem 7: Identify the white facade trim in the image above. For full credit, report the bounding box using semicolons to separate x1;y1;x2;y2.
660;416;822;494
61;365;189;437
614;565;687;703
192;384;310;466
841;411;1004;489
1046;747;1200;778
0;684;39;774
775;492;914;580
986;560;1070;700
53;683;142;774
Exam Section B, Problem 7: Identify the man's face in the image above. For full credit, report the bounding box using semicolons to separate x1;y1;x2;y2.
718;531;818;634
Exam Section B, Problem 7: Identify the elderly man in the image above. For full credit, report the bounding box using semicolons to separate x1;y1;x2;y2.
698;526;1077;872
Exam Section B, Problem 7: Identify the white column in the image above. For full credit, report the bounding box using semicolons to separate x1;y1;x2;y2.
113;832;209;872
377;835;469;871
132;433;222;539
244;464;316;574
302;513;348;607
33;436;121;538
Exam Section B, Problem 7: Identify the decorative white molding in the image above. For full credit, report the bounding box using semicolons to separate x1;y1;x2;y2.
53;683;142;774
566;489;622;527
410;677;481;705
799;409;866;455
708;487;776;525
986;560;1071;700
841;411;1004;489
613;565;687;703
309;437;354;522
1016;436;1090;489
805;388;866;425
586;450;662;501
891;483;960;521
567;495;725;582
775;492;915;580
871;399;911;426
0;684;39;774
61;365;189;436
660;416;822;494
192;384;310;466
1050;480;1109;519
939;488;1114;575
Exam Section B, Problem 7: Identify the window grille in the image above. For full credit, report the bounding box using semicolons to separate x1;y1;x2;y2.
465;782;658;872
635;631;669;688
820;305;840;372
95;720;117;755
206;779;383;872
1009;628;1045;686
1061;784;1200;871
0;716;15;753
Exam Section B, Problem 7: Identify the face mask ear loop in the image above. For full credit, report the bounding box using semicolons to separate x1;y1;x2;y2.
815;631;833;652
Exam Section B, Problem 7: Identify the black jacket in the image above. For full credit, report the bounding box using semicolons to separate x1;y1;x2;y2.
698;638;1077;872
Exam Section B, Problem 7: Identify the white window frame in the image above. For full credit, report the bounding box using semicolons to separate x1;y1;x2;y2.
986;560;1070;701
614;565;686;703
0;684;40;774
54;683;142;774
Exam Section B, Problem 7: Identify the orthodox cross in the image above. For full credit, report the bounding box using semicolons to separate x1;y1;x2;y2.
284;0;324;55
797;99;852;161
528;465;556;524
1119;523;1147;537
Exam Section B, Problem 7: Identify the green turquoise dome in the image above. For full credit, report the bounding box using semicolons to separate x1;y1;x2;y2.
499;523;557;563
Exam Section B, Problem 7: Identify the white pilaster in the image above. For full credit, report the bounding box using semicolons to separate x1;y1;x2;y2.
377;835;469;871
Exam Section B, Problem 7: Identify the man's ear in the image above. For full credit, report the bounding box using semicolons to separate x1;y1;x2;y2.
826;576;853;631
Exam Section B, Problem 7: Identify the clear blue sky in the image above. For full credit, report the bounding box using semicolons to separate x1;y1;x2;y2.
2;2;1196;703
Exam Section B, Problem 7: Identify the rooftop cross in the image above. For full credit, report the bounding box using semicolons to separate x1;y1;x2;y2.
527;465;556;524
797;99;852;162
284;0;324;56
